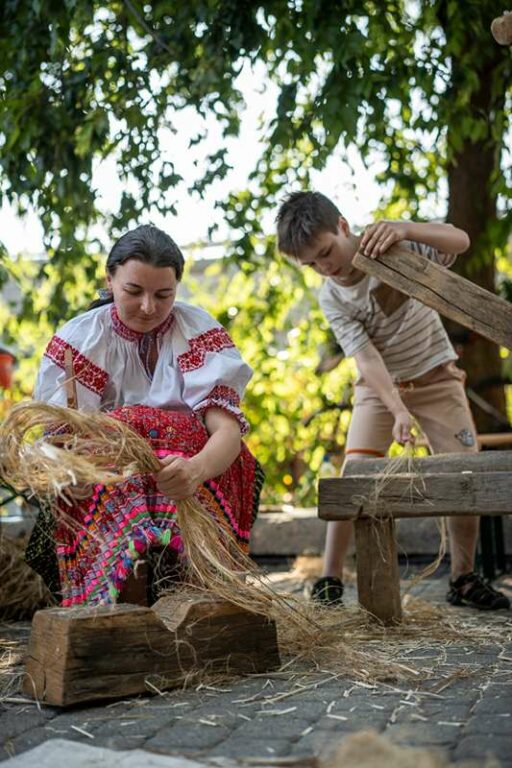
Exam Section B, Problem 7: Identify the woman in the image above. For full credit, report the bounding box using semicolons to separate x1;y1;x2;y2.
27;225;263;607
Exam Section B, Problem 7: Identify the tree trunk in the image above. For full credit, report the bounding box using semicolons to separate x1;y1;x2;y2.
445;39;508;433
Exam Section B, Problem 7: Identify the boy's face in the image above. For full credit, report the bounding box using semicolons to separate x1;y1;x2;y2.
296;217;359;283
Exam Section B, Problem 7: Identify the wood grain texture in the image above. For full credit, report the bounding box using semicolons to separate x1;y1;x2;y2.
342;450;512;478
319;472;512;520
353;245;512;349
354;518;402;624
24;595;280;707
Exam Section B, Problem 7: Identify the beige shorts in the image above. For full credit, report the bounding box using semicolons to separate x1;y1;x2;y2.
345;362;479;458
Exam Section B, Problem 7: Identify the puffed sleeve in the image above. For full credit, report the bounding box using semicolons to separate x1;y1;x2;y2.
172;303;252;435
33;308;110;411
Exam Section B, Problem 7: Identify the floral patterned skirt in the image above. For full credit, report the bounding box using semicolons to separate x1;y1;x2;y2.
25;405;264;606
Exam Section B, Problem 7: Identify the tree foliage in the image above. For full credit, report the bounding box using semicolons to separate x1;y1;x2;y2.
1;0;511;501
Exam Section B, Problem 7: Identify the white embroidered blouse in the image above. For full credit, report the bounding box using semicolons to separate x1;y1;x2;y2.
34;301;252;434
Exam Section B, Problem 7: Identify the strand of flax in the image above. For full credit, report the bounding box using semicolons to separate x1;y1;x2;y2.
0;401;313;632
350;422;448;594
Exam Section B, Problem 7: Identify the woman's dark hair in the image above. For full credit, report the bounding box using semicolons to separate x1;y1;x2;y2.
89;225;185;309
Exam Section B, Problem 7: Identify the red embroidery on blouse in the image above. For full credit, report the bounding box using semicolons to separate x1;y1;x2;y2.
44;337;109;396
178;328;235;372
200;384;241;409
196;385;248;434
110;305;174;341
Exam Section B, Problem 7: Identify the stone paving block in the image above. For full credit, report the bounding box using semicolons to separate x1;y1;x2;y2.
91;709;182;737
463;713;512;736
231;717;312;738
314;712;390;733
181;706;239;728
383;723;462;747
145;723;231;751
45;705;117;731
411;701;475;719
2;728;50;763
94;734;150;751
208;736;292;758
472;691;512;716
453;734;512;762
289;723;381;756
0;709;55;741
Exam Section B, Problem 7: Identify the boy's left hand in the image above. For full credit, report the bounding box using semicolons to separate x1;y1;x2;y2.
360;221;408;259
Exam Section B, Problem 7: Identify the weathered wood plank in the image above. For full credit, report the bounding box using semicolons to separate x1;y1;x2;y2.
354;518;402;624
353;245;512;349
342;450;512;478
24;595;280;707
319;471;512;520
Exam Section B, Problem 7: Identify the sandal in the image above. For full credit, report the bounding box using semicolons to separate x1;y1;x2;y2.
447;572;510;611
311;576;344;606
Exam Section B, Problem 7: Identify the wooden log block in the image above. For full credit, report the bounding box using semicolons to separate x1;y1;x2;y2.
319;471;512;520
355;518;402;624
342;450;512;477
353;245;512;350
23;595;280;707
153;592;281;676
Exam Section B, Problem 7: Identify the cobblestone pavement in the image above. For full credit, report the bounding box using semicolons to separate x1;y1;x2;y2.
1;561;511;766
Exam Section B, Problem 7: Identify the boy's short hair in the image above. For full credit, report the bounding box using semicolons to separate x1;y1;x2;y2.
276;191;342;259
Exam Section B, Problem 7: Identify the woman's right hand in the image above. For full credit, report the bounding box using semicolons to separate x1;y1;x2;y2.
392;409;415;445
155;455;204;501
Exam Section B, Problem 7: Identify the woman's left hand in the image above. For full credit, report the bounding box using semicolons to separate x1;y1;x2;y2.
155;455;204;500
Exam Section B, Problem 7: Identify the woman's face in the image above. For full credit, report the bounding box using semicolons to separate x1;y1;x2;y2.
107;259;178;333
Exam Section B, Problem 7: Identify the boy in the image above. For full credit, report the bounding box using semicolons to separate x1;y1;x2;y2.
277;191;510;611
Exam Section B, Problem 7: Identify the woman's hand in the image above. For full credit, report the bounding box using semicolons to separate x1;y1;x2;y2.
155;455;204;501
360;221;408;258
392;409;415;445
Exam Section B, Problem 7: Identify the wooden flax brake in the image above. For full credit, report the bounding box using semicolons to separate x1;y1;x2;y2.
318;451;512;624
317;245;512;624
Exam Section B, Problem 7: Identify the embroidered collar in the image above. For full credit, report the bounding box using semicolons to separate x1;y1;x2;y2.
110;305;174;341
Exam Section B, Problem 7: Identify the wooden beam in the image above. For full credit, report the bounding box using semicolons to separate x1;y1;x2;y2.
478;433;512;448
353;245;512;350
319;471;512;520
354;518;402;624
342;450;512;478
24;595;280;707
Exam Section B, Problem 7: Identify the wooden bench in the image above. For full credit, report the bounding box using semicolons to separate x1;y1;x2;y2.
318;451;512;624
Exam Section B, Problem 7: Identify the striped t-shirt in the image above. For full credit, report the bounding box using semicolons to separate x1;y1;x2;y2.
318;241;458;382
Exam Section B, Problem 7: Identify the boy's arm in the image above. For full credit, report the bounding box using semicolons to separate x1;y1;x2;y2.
360;221;470;259
354;342;414;444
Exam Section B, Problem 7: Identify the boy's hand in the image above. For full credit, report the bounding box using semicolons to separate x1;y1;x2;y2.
360;221;408;259
392;409;415;445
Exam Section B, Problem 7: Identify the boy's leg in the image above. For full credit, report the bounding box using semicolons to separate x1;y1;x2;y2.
314;385;392;604
406;363;479;579
406;363;509;609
